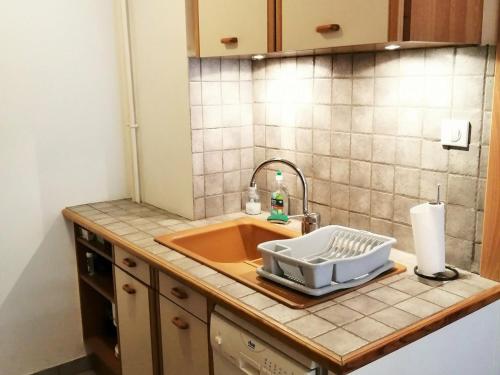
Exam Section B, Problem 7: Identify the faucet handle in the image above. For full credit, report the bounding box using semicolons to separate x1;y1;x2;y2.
302;212;321;234
288;213;306;219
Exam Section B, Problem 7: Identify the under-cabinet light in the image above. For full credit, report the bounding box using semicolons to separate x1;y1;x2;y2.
251;54;265;60
385;44;401;50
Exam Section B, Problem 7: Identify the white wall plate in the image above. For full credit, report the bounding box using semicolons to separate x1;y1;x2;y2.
441;119;470;148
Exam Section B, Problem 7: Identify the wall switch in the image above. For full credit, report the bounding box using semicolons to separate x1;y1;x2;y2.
441;119;470;148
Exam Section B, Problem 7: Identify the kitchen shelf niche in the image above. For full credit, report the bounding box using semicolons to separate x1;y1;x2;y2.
76;227;113;261
74;226;121;375
79;281;121;375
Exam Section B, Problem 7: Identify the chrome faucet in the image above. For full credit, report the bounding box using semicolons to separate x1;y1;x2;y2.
249;158;321;234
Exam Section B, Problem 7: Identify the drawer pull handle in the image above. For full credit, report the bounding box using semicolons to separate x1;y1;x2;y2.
172;317;189;330
220;37;238;44
316;24;340;33
171;287;188;300
122;284;136;295
122;258;137;268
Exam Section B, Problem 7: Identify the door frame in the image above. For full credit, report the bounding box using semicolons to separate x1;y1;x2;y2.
481;14;500;281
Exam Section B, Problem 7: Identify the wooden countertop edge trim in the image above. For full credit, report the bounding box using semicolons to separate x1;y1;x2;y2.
63;208;500;374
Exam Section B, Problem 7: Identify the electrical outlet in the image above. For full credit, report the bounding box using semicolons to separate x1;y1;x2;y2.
441;119;470;148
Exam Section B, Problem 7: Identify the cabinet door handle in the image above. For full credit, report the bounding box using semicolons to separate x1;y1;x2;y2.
172;317;189;330
170;287;188;300
122;284;136;295
316;24;340;33
220;37;238;44
122;258;137;268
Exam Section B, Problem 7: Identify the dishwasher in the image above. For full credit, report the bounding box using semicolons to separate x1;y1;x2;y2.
210;306;321;375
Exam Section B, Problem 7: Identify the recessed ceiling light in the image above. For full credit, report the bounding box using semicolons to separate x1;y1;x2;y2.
251;54;265;60
385;44;400;51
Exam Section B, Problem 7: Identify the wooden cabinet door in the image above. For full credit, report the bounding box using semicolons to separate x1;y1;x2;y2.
159;271;207;322
115;267;154;375
280;0;390;52
160;296;209;375
198;0;270;57
405;0;483;44
115;246;151;286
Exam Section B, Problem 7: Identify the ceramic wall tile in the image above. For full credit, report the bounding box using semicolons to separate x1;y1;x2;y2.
187;46;491;271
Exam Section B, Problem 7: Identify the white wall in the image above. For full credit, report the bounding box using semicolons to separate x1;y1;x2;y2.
347;301;500;375
0;1;128;374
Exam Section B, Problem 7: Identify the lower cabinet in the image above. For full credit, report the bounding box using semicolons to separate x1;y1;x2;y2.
74;225;212;375
115;266;154;375
160;295;210;375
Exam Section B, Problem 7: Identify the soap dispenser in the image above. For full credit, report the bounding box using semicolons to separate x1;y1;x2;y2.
245;186;262;215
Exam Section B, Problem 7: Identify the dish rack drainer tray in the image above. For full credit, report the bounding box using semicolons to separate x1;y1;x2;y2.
257;261;395;296
257;225;396;295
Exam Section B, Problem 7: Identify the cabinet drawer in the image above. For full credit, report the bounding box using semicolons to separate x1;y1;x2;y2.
115;246;150;286
198;0;269;57
115;267;153;375
281;0;389;52
160;296;209;375
159;272;207;322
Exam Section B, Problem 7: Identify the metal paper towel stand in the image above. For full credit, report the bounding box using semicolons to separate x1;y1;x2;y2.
414;185;459;281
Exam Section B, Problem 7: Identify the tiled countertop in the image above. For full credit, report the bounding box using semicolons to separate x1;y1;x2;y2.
64;199;500;372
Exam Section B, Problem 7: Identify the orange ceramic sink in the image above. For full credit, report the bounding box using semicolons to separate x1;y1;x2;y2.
155;217;405;308
156;217;298;268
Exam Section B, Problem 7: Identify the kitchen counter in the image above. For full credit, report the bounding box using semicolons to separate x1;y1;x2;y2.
63;199;500;373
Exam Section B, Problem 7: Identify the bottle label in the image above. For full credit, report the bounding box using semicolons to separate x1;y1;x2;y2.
271;192;284;215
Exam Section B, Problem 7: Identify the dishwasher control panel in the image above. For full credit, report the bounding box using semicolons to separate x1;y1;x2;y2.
263;357;305;375
211;312;317;375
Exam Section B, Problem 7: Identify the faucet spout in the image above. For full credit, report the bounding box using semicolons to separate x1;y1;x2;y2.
249;158;320;234
250;158;309;215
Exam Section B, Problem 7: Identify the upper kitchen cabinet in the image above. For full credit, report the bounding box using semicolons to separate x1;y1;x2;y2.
392;0;484;44
278;0;390;52
276;0;490;53
126;0;194;219
187;0;275;57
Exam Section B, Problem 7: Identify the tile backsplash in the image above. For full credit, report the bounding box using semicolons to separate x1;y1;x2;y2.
189;46;496;272
189;58;254;218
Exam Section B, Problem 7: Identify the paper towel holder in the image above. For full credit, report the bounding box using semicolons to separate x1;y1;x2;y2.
429;184;442;205
414;265;459;281
413;184;459;281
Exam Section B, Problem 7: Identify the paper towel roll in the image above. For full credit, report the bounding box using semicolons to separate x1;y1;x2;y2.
410;202;446;275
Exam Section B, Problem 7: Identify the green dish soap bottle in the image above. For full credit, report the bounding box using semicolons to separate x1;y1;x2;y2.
267;170;289;224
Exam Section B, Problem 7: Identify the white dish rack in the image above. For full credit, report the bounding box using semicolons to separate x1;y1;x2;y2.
256;225;396;296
